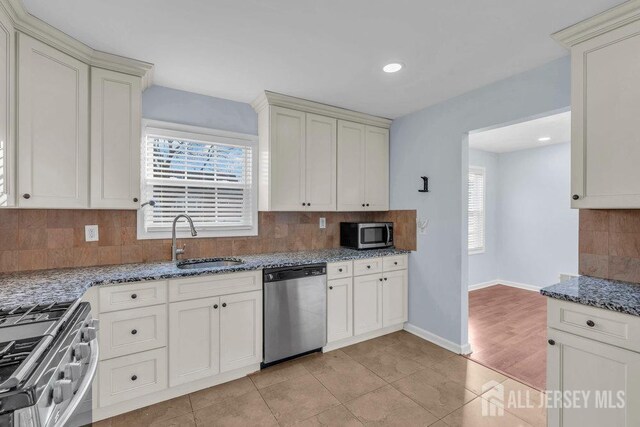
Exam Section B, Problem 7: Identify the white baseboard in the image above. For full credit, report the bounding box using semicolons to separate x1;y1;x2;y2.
468;279;541;292
468;280;500;291
403;323;471;355
323;324;404;352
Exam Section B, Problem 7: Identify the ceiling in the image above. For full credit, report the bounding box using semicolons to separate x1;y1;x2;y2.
22;0;624;119
469;111;571;153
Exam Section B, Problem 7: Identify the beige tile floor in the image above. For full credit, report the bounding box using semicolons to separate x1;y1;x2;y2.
93;331;546;426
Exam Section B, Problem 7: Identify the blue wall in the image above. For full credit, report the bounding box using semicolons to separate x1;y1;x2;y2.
390;56;571;348
142;85;258;135
468;143;578;288
496;143;578;286
468;149;499;286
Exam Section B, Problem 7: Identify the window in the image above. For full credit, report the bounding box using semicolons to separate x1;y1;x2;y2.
138;120;258;239
468;166;485;254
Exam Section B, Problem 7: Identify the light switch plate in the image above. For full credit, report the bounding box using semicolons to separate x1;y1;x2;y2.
85;225;99;242
319;217;326;229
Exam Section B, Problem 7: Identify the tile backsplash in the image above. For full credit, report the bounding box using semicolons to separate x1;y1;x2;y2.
0;209;416;273
579;209;640;283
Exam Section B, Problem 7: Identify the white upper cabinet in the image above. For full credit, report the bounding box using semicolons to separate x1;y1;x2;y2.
555;4;640;208
17;34;89;208
91;68;142;209
336;121;366;211
268;106;306;210
258;106;336;211
337;120;389;211
253;91;390;212
305;113;337;210
0;7;14;207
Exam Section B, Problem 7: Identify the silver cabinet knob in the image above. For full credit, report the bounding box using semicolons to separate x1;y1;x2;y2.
53;379;73;404
81;327;97;342
73;343;90;360
64;362;82;381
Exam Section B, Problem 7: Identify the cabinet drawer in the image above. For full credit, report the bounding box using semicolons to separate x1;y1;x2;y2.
99;281;167;313
353;257;383;276
383;255;407;272
99;305;167;360
98;348;167;406
548;299;640;352
327;261;352;280
169;270;261;302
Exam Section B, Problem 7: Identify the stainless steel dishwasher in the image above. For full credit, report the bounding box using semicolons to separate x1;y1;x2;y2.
263;264;327;366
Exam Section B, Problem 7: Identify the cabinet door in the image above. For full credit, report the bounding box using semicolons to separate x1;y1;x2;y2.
270;106;306;210
547;329;640;427
327;278;353;343
219;290;262;372
91;68;141;209
364;126;389;211
353;274;383;335
17;34;89;208
0;9;14;207
169;297;220;386
305;113;336;211
571;21;640;208
382;269;407;327
337;120;366;211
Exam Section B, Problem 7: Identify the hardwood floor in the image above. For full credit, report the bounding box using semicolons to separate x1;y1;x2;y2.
467;284;547;390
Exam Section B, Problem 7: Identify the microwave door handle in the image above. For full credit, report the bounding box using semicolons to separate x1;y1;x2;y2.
386;224;392;246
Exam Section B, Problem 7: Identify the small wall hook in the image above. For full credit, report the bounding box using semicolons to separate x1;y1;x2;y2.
419;176;429;193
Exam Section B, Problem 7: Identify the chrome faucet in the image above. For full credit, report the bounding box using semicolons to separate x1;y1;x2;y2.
171;214;198;261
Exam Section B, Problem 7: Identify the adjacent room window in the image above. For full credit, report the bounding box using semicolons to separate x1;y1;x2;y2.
468;166;486;254
138;120;258;239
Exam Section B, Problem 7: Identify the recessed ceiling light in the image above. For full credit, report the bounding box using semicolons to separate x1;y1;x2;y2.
383;63;403;73
538;137;551;142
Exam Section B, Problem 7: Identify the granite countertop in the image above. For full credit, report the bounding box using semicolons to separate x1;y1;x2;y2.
540;275;640;317
0;248;409;310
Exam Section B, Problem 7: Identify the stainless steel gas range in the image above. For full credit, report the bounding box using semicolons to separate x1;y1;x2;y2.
0;300;98;427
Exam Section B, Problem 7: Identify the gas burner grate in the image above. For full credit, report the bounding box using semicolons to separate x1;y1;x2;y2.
0;302;75;328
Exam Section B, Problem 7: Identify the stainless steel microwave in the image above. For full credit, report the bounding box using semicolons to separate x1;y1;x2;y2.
340;222;393;250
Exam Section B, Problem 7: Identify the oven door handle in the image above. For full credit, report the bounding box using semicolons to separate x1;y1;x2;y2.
52;340;99;427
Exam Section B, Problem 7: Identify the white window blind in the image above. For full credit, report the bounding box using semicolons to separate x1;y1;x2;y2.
140;124;256;236
468;166;485;254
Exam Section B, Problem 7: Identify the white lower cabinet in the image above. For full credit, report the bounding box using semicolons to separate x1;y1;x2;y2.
547;329;640;427
95;273;263;419
382;269;408;327
330;256;408;341
327;278;353;343
98;348;167;407
353;274;384;335
100;304;167;360
219;291;262;372
169;296;220;386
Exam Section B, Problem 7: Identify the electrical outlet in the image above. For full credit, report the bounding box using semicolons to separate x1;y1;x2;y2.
319;217;326;229
85;225;99;242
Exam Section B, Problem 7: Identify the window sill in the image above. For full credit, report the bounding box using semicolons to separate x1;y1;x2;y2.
468;249;485;256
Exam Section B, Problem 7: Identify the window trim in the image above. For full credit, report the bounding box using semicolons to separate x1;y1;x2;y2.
137;119;259;240
468;165;486;255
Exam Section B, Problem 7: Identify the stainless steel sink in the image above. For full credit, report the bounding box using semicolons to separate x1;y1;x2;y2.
176;258;245;269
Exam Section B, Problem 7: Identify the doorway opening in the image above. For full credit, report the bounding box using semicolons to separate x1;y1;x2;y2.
465;110;578;390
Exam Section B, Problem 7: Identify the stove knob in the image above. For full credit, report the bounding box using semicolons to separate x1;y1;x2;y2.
64;362;82;381
81;327;97;342
73;343;91;360
52;379;73;404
